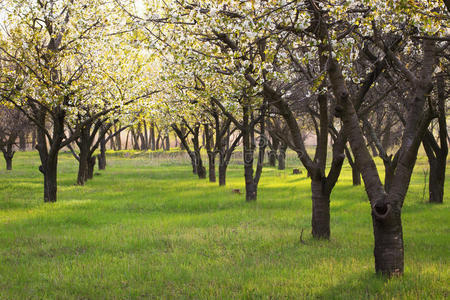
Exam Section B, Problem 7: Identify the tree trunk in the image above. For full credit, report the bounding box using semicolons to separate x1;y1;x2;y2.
311;179;330;239
43;154;58;203
98;135;107;170
268;135;279;167
165;134;170;151
384;161;396;193
207;152;216;182
125;130;130;150
204;124;216;182
35;108;64;203
150;123;156;151
372;208;404;276
87;156;96;180
245;176;257;201
31;129;37;149
196;152;206;179
77;127;90;186
278;143;286;170
370;142;379;157
352;166;361;186
218;163;227;186
192;125;206;179
19;132;27;151
428;157;445;203
345;146;361;186
109;130;116;151
2;140;15;171
243;124;257;201
77;150;89;185
3;151;13;170
143;120;149;150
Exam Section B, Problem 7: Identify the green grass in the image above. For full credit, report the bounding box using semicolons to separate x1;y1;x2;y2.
0;151;448;299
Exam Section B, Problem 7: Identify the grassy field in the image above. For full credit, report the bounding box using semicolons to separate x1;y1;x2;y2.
0;151;448;299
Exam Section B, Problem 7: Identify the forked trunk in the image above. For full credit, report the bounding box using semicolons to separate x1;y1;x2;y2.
311;179;330;239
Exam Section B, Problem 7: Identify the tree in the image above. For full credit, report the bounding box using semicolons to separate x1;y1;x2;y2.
0;107;32;170
0;0;155;201
423;74;448;203
321;0;447;275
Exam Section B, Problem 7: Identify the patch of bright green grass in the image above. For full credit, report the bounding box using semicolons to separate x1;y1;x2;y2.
0;151;448;299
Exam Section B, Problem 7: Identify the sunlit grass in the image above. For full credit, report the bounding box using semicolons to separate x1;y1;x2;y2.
0;151;448;299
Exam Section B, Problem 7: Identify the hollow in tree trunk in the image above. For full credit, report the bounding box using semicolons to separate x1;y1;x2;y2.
372;207;404;276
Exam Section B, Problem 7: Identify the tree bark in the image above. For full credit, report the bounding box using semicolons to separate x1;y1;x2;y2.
42;153;58;203
352;166;361;186
327;38;436;276
77;126;90;185
19;132;27;151
204;124;216;182
191;124;206;179
311;179;330;239
87;156;96;179
150;123;156;151
278;142;287;170
2;150;14;170
35;107;65;203
98;134;107;170
423;74;447;204
268;134;279;167
1;135;16;171
373;208;404;276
